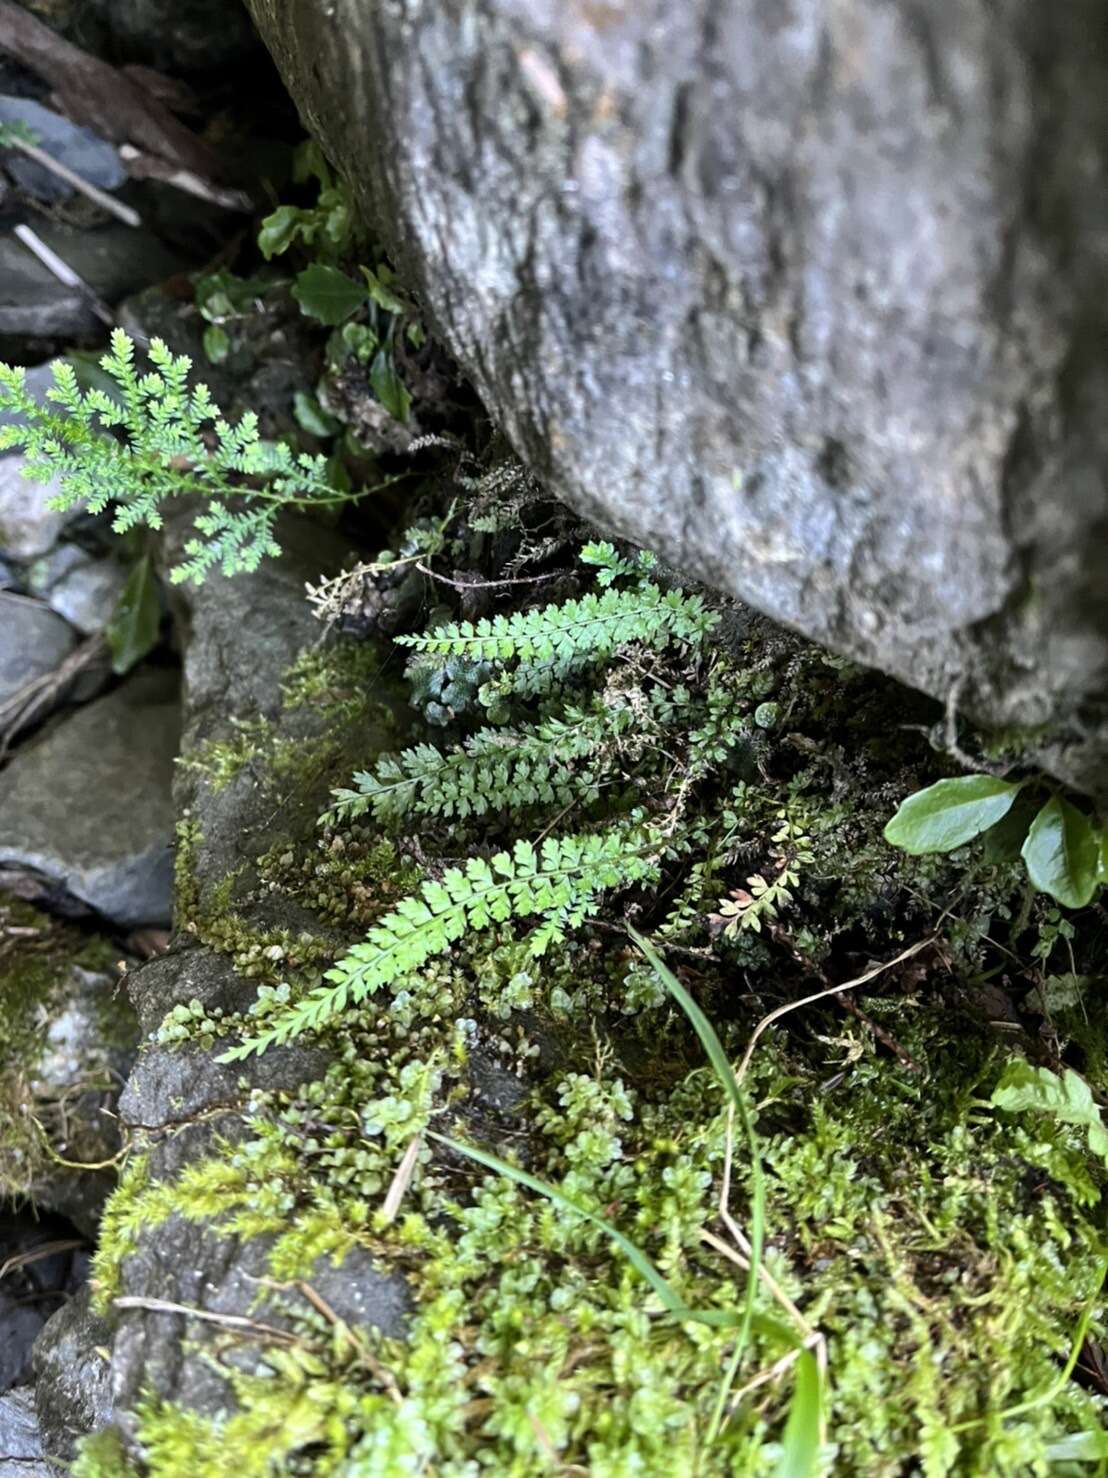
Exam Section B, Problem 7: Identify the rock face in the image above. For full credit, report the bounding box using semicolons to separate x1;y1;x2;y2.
0;594;76;706
247;0;1108;796
0;667;180;925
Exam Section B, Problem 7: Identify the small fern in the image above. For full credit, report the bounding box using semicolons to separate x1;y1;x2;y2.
221;828;661;1059
326;690;686;827
0;331;358;584
397;584;718;699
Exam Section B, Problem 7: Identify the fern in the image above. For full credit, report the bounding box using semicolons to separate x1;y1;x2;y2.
326;690;687;827
0;330;358;584
397;583;718;699
220;828;661;1060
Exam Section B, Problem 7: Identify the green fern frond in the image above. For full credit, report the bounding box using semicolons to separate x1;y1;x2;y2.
396;584;718;697
220;828;661;1060
0;330;356;584
327;693;680;827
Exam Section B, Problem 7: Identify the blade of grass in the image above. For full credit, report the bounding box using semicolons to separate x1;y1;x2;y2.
775;1349;823;1478
428;1130;793;1344
628;926;766;1439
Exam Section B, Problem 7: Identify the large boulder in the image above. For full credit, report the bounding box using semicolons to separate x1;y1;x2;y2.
246;0;1108;796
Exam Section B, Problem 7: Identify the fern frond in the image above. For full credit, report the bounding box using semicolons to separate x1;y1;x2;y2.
396;585;717;696
220;828;661;1060
327;696;664;827
0;331;358;584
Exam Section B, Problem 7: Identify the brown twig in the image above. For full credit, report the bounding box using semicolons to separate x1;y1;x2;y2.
113;1295;299;1342
9;137;141;225
738;933;933;1081
0;626;107;761
415;561;563;591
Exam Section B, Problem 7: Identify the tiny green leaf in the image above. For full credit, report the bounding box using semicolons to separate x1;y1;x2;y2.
292;264;368;325
202;325;230;364
992;1060;1108;1166
370;348;411;422
1021;795;1099;908
360;265;412;316
257;204;301;260
106;554;161;675
884;775;1020;854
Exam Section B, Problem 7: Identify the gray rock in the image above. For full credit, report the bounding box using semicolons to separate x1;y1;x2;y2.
248;0;1108;797
0;667;180;926
0;361;74;559
0;595;76;706
0;222;184;341
32;1290;112;1464
0;1388;52;1477
0;96;125;204
39;555;127;635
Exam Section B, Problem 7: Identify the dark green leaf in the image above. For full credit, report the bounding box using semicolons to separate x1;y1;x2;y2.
292;391;340;438
257;205;301;261
982;791;1039;864
1021;796;1100;908
884;775;1020;854
292;264;368;325
106;554;161;675
202;325;230;365
776;1351;823;1478
370;349;411;421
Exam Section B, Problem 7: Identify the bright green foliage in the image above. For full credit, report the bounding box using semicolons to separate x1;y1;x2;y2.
221;828;661;1059
886;774;1104;909
992;1060;1108;1166
0;331;357;584
397;582;718;696
327;692;673;827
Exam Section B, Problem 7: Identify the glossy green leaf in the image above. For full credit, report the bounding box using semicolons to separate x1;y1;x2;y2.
992;1060;1108;1166
106;554;161;675
1021;796;1100;908
776;1351;823;1478
257;204;301;260
884;775;1020;854
202;325;230;365
370;348;411;422
292;264;368;325
982;791;1039;864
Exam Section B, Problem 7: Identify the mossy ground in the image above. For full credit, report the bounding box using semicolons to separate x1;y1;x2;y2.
77;579;1108;1476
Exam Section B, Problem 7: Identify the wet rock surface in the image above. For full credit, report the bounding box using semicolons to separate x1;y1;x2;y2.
32;1288;112;1464
0;1386;52;1476
0;667;181;926
0;94;125;203
0;595;76;707
249;0;1108;796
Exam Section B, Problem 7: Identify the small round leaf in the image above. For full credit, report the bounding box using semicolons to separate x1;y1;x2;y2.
884;775;1020;854
1021;795;1099;908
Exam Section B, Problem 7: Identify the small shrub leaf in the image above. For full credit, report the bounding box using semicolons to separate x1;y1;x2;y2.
292;264;368;325
1021;796;1099;908
106;554;161;675
884;775;1020;854
991;1060;1108;1166
776;1350;823;1478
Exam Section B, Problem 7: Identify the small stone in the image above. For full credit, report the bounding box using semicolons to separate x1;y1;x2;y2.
0;96;125;204
0;593;77;706
0;667;180;925
0;1386;52;1476
42;556;128;635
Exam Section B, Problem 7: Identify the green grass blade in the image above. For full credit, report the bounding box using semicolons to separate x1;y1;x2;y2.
628;926;767;1436
775;1350;823;1478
